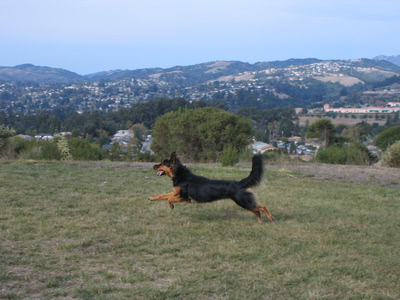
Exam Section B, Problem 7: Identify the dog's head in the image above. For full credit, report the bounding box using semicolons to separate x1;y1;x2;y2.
153;152;181;178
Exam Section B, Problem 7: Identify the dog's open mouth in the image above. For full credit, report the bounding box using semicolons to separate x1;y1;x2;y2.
157;170;166;176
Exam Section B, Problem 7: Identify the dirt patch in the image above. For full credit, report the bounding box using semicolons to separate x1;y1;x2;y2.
316;75;363;86
264;163;400;189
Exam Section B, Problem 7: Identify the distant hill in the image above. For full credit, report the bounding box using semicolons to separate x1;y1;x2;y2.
1;57;400;85
85;60;258;85
373;55;400;67
0;64;84;84
84;58;400;85
85;59;324;84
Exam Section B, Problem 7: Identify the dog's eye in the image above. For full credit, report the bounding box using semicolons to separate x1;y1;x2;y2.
163;159;170;166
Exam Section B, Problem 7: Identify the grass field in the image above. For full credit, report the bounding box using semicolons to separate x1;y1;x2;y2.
1;160;399;299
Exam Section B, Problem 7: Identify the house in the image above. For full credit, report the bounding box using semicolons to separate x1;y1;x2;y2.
35;134;53;141
388;102;400;107
60;132;72;137
324;104;400;114
251;141;277;154
288;136;302;143
111;130;134;145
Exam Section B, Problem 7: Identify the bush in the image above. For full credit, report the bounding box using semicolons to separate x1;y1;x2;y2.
262;151;285;163
382;141;400;168
68;138;105;160
26;141;62;160
221;144;239;166
316;143;375;165
136;151;156;162
374;125;400;150
11;137;35;155
0;125;15;149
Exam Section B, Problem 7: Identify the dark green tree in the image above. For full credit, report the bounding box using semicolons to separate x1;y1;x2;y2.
152;107;252;162
306;118;336;148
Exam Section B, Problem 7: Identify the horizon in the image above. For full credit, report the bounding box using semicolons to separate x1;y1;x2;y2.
1;0;399;75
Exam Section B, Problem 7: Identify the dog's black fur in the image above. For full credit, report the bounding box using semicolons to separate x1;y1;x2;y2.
148;152;273;223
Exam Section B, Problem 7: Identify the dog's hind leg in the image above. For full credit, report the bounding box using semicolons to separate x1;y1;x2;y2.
255;204;274;222
251;210;263;224
232;190;274;223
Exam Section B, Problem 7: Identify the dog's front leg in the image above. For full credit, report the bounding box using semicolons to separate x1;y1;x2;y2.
148;193;176;209
149;187;186;210
148;192;173;201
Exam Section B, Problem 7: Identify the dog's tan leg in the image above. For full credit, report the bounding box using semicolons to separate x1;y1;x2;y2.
256;204;274;222
167;191;191;209
149;187;190;210
251;210;263;224
148;193;173;201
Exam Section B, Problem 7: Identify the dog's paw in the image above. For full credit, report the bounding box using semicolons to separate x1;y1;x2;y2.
148;196;155;201
169;203;174;209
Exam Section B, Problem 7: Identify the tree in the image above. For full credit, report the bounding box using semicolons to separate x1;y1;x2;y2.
289;141;296;154
306;118;336;148
152;108;252;162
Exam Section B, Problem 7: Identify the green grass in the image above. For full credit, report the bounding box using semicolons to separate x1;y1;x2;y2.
1;160;399;299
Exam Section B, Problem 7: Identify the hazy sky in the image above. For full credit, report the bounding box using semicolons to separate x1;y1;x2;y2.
1;0;399;74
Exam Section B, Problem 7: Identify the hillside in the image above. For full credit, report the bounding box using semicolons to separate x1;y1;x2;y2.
1;58;399;85
1;58;400;113
0;64;84;84
84;58;400;85
374;54;400;67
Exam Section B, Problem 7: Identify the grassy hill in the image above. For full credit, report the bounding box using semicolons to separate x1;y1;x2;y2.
1;160;399;299
0;64;84;84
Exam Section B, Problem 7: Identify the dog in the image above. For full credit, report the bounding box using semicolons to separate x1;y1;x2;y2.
148;152;273;223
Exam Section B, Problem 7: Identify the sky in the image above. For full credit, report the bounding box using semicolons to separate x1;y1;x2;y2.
1;0;399;75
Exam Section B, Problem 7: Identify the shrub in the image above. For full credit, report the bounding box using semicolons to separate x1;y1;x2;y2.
0;125;15;148
374;125;400;150
55;135;72;160
316;146;347;165
262;151;283;162
136;151;155;162
68;138;104;160
26;141;62;160
316;143;375;165
11;137;35;155
0;125;16;158
221;144;239;166
382;141;400;168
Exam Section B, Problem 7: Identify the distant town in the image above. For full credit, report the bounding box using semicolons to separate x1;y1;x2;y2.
1;59;400;114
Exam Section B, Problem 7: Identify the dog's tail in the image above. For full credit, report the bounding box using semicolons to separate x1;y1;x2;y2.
239;154;264;188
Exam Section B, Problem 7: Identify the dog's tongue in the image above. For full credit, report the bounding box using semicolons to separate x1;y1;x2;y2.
157;171;165;176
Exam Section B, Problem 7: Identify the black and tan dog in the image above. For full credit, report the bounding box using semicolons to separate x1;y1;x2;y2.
148;152;273;223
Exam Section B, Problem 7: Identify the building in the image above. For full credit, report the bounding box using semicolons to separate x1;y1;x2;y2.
35;134;53;141
388;102;400;107
250;141;277;154
324;104;400;114
111;130;134;145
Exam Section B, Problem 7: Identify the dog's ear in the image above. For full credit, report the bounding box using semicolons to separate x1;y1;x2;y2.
169;152;181;174
169;152;177;163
